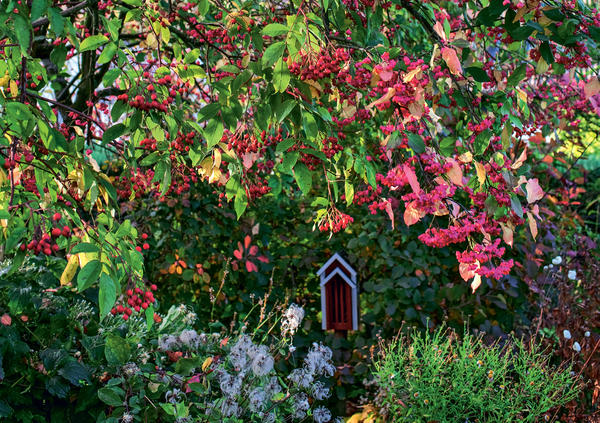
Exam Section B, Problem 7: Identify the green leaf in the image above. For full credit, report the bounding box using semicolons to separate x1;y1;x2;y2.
98;387;123;407
14;15;31;55
262;41;286;67
102;123;126;144
345;179;354;206
71;243;100;253
302;112;318;139
58;360;90;386
31;0;47;21
277;100;297;122
294;163;312;195
262;23;289;37
465;66;490;82
276;138;295;153
98;273;116;317
507;64;527;88
273;58;291;93
474;130;491;155
77;260;102;291
48;7;65;36
79;35;109;52
234;188;247;220
204;119;224;149
97;42;117;64
407;133;425;154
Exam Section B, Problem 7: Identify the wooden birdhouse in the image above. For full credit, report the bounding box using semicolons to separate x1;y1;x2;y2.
318;252;358;332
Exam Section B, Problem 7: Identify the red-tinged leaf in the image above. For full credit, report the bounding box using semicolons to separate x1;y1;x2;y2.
248;245;258;256
433;21;446;41
233;249;243;260
244;235;251;249
403;201;422;226
403;164;421;194
584;77;600;99
446;159;463;186
501;223;514;247
367;87;396;110
471;274;482;293
459;262;476;281
527;212;538;239
525;178;544;203
378;69;394;82
245;260;258;272
384;200;395;229
257;255;269;263
232;261;239;271
441;47;462;75
511;148;528;170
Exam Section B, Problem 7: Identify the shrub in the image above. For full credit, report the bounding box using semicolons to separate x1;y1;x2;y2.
373;326;579;423
0;258;338;422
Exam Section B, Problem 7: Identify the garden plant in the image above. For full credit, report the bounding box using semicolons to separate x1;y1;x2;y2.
0;0;600;421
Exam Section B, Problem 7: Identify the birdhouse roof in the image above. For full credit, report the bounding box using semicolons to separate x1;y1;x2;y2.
317;252;357;279
320;267;357;288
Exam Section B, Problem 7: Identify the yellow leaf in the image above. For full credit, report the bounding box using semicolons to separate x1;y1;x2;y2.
474;161;486;186
10;80;18;98
367;87;396;110
527;211;538;239
202;356;213;371
403;67;421;83
146;32;158;49
60;255;80;286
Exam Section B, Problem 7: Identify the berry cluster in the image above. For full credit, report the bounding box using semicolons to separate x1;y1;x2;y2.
19;213;70;255
110;284;158;320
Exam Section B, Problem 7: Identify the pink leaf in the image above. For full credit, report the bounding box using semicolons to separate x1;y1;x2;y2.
459;262;476;281
403;201;422;226
244;235;252;249
441;47;462;76
378;69;394;82
257;255;269;263
233;249;243;260
248;245;258;256
403;163;421;194
501;223;514;247
245;260;258;272
1;314;11;326
525;178;544;203
584;77;600;99
527;212;538;240
384;200;395;230
471;274;482;293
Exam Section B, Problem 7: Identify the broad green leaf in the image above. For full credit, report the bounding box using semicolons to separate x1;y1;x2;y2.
97;42;117;64
273;58;290;92
14;15;31;55
262;41;286;67
204;119;224;149
77;260;102;291
71;243;100;254
79;35;109;52
262;23;289;37
302;112;318;139
407;133;425;154
294;163;312;195
507;64;527;88
102;123;126;144
234;188;247;220
98;273;116;317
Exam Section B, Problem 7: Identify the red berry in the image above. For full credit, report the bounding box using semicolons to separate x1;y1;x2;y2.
51;228;62;237
62;226;70;237
52;212;62;221
125;308;133;316
142;233;148;240
141;302;148;309
135;246;142;252
150;284;157;291
143;243;150;250
122;314;129;321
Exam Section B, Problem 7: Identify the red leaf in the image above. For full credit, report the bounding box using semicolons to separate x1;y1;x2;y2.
248;245;258;256
233;249;243;260
244;235;252;249
257;255;269;263
384;200;395;230
1;314;11;326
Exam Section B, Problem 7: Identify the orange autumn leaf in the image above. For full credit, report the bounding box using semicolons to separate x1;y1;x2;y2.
403;201;423;226
441;47;462;75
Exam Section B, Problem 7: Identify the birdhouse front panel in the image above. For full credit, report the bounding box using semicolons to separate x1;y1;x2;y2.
318;252;359;332
324;274;353;331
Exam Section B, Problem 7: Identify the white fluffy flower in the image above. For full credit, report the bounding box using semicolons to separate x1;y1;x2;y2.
313;406;332;423
230;335;253;369
585;331;591;337
248;388;266;412
568;270;577;280
178;329;200;348
573;342;581;352
158;335;178;351
563;330;572;340
281;303;305;337
312;381;330;400
304;343;335;377
552;256;562;265
250;345;274;376
288;368;314;389
219;371;242;397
